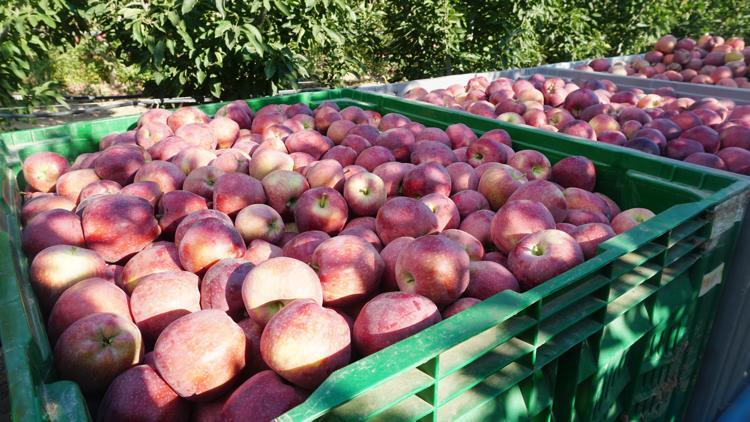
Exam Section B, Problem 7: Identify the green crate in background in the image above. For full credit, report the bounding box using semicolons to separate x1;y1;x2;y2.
1;89;748;422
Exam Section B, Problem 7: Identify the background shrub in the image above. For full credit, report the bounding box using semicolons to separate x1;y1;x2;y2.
2;0;750;107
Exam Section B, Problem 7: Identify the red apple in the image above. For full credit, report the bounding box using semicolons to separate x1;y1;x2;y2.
157;190;208;236
47;277;131;343
611;208;656;234
507;229;584;290
310;235;384;306
242;257;323;325
344;171;387;216
22;151;69;193
183;166;226;200
443;297;481;318
396;234;470;306
375;197;438;244
22;209;85;257
130;271;201;342
234;204;285;244
353;292;440;356
82;194;161;262
281;231;330;264
420;193;460;232
133;160;185;194
551;156;597;191
154;310;246;401
98;364;190;421
178;217;246;274
293;187;348;234
465;260;519;299
491;200;556;253
54;312;142;394
29;245;106;311
478;164;527;210
573;223;616;259
221;370;307;421
507;180;568;223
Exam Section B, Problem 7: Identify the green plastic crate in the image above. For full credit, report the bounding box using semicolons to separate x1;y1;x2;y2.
1;88;748;422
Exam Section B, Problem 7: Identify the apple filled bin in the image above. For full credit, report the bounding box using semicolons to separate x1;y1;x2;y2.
1;88;748;422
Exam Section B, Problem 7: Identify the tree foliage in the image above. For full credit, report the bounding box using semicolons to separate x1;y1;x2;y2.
2;0;750;106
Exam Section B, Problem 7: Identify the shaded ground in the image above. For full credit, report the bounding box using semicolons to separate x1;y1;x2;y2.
1;349;9;421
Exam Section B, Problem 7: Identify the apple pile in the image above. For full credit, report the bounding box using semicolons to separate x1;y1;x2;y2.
581;34;750;88
402;74;750;175
18;99;655;421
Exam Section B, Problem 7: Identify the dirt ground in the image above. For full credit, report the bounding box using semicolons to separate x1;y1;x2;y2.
5;103;150;131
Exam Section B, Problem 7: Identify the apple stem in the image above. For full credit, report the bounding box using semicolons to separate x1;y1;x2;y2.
318;194;328;208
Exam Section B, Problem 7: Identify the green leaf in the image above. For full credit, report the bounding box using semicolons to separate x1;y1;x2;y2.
181;0;198;15
153;40;166;66
215;21;232;37
273;0;291;15
196;69;206;84
211;82;222;98
215;0;226;17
